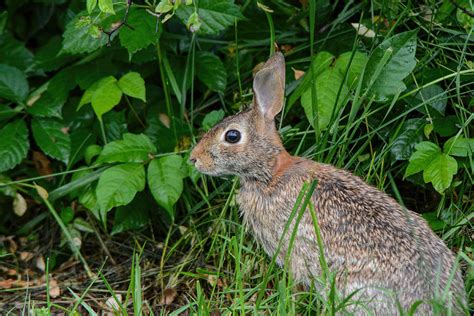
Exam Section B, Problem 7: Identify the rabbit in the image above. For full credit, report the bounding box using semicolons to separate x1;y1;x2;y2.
189;52;466;315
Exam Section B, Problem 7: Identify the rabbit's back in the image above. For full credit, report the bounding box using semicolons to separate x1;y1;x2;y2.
238;158;465;314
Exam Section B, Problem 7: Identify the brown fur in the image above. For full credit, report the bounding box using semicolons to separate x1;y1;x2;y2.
190;53;466;315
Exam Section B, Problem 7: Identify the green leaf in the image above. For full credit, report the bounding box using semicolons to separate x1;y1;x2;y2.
79;76;123;121
0;12;7;35
202;109;224;131
31;118;71;164
87;0;97;14
98;0;114;14
0;104;19;122
333;51;368;87
112;193;150;235
390;119;424;161
175;0;245;35
404;141;440;178
362;30;417;102
444;137;474;157
97;133;157;163
117;72;146;102
0;64;29;103
85;144;102;165
407;84;447;117
147;155;187;219
60;207;74;224
96;163;146;213
196;52;227;93
287;51;335;109
423;153;457;193
62;12;108;54
0;120;29;172
301;68;349;130
119;8;158;56
432;115;459;137
0;32;34;71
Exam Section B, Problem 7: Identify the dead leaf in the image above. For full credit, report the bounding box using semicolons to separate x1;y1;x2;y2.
105;294;122;311
292;67;305;80
13;193;27;216
60;127;70;134
160;288;177;305
49;278;60;298
280;44;293;53
35;184;49;200
32;151;53;178
159;113;170;128
36;256;46;272
351;23;376;38
19;251;34;262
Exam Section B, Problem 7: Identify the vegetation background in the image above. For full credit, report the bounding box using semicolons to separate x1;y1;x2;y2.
0;0;472;314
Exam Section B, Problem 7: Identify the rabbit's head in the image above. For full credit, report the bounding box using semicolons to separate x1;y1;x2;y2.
190;52;287;181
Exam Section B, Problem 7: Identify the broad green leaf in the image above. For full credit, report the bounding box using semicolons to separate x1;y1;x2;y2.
404;141;440;178
85;144;102;165
390;119;424;161
117;72;146;101
407;84;447;117
0;12;6;35
79;76;123;120
96;163;146;213
31;118;71;164
432;115;459;137
87;0;97;14
112;194;150;235
98;0;114;14
301;68;349;130
175;0;245;35
288;51;335;109
196;52;227;93
444;137;474;157
0;120;29;172
362;30;417;102
97;133;157;163
0;104;19;122
423;153;457;193
119;8;158;56
0;33;34;71
60;207;74;224
0;64;29;103
202;109;224;131
62;12;108;54
148;155;187;218
333;51;368;87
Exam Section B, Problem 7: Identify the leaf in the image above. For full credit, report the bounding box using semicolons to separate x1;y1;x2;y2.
0;120;29;172
112;193;150;235
13;193;27;217
423;153;457;193
202;109;225;131
62;12;108;54
87;0;97;14
288;51;335;109
0;33;34;71
175;0;245;35
404;142;440;178
444;137;474;157
407;84;447;117
31;118;71;164
196;52;227;93
97;133;157;163
0;64;29;103
390;119;424;161
119;8;158;56
79;76;123;121
147;155;187;218
362;30;418;102
117;72;146;102
96;163;146;213
0;104;18;122
98;0;114;14
85;144;102;165
432;115;459;137
333;51;368;87
301;68;349;130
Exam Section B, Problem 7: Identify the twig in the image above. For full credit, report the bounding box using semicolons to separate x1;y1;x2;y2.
102;0;134;46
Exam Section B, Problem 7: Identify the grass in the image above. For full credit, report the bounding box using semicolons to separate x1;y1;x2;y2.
0;0;472;314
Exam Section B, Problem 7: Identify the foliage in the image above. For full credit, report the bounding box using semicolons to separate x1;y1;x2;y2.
0;0;472;313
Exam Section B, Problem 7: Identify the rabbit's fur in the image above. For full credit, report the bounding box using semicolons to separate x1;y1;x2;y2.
190;53;466;315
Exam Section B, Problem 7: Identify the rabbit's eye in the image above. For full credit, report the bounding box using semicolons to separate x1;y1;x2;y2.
224;129;241;143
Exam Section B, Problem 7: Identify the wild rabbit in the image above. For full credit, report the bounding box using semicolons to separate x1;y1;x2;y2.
189;52;466;315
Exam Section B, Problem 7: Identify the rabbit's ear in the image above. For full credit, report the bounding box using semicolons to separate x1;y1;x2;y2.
253;52;286;120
